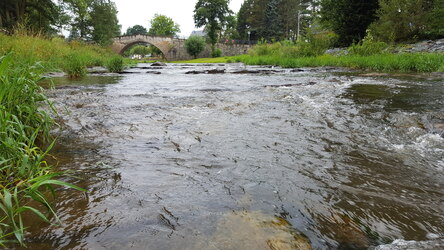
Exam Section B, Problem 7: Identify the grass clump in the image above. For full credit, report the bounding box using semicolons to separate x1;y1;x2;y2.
106;56;124;72
63;54;87;78
0;54;85;246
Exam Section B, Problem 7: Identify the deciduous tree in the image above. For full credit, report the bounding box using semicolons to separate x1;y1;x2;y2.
148;14;180;36
369;0;440;42
194;0;232;53
90;0;120;46
125;24;147;36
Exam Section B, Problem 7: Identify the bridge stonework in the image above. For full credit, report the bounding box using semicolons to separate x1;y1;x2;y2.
111;35;252;61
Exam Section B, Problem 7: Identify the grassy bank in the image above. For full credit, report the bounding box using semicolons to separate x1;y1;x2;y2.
173;53;444;73
231;39;444;73
0;54;85;246
0;34;108;245
234;53;444;73
0;33;126;76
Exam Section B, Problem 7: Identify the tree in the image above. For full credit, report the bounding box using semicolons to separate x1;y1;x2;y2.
90;0;121;46
125;24;147;36
185;35;206;58
130;45;150;55
236;0;251;40
0;0;67;34
246;0;268;40
221;14;239;40
369;0;439;42
426;0;444;38
236;0;312;41
320;0;379;46
194;0;232;53
148;14;180;36
263;0;282;40
63;0;93;39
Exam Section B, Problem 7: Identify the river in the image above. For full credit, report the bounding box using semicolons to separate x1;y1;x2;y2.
21;63;444;249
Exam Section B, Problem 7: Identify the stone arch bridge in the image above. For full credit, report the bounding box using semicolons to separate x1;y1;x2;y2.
111;35;252;61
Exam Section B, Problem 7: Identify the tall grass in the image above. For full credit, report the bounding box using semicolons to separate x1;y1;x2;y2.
0;54;85;246
0;33;121;77
237;50;443;73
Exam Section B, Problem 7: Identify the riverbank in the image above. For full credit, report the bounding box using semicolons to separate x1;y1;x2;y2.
0;34;129;77
175;39;444;73
175;53;444;73
0;33;109;246
235;53;444;73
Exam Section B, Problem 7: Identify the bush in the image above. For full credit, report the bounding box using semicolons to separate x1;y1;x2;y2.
106;56;124;72
248;31;337;58
348;30;389;56
63;54;87;78
185;36;206;59
212;48;222;58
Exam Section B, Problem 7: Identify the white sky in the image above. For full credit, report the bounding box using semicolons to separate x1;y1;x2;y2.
113;0;244;38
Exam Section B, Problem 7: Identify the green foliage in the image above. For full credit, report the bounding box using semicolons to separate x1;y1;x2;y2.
320;0;379;46
369;0;440;42
0;54;86;246
426;0;444;38
64;0;93;39
0;0;65;34
236;0;313;41
185;36;206;58
125;25;147;36
130;45;151;56
236;52;444;73
348;30;389;56
148;14;180;36
194;0;232;53
212;48;222;57
90;0;121;46
63;54;87;78
0;33;123;76
106;56;124;72
249;30;337;58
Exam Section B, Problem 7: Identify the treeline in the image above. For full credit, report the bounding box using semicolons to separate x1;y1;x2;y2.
232;0;443;46
0;0;120;46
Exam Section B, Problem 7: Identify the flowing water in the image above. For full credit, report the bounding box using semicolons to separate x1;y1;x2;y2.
21;64;444;249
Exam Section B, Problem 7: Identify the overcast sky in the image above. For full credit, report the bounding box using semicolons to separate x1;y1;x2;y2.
113;0;244;38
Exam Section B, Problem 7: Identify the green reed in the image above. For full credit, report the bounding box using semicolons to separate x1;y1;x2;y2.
0;54;85;246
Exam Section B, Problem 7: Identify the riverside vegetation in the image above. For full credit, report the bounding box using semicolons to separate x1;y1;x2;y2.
0;33;129;246
0;33;126;77
235;35;444;73
184;31;444;73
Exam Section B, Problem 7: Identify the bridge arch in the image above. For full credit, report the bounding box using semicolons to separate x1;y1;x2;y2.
119;40;166;58
111;35;176;60
111;34;253;61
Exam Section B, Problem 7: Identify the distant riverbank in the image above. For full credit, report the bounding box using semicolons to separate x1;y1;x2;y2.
176;39;444;73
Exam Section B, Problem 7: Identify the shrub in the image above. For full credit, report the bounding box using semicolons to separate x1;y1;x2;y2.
185;36;206;59
348;30;389;56
212;48;222;58
106;56;124;72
